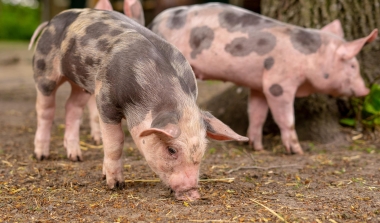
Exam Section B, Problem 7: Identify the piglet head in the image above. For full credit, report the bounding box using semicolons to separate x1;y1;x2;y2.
323;27;377;97
135;110;248;201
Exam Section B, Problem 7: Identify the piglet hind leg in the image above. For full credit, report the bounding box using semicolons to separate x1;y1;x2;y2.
34;86;59;161
63;82;92;161
247;90;269;151
100;120;125;189
264;84;303;154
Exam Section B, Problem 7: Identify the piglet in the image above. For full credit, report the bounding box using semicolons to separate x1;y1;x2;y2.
29;8;248;200
149;3;378;154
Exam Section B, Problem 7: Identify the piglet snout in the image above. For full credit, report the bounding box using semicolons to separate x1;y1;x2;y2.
175;188;201;201
355;87;370;97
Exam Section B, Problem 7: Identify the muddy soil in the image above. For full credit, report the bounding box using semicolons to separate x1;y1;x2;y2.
0;42;379;222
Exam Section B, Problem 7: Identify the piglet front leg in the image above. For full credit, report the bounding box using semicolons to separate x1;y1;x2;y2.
247;90;269;151
100;120;125;189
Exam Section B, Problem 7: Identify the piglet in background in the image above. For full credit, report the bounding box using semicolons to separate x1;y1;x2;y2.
149;3;378;154
29;5;248;200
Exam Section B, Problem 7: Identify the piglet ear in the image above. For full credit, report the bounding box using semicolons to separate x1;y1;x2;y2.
337;29;378;60
94;0;113;11
321;19;344;38
124;0;145;26
202;111;249;142
140;124;181;139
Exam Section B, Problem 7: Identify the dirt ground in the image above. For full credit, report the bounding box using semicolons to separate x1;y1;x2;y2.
0;42;379;223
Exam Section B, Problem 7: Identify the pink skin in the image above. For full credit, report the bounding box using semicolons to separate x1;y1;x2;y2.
151;4;378;154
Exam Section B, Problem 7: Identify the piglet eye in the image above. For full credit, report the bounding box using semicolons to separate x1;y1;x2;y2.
351;64;355;69
167;147;177;155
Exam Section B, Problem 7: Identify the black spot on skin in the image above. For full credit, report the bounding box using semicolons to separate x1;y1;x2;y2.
36;11;80;55
224;12;261;27
36;59;46;71
219;10;278;34
96;38;184;127
143;140;145;144
110;29;123;36
189;26;214;59
37;30;54;55
37;78;57;96
50;11;81;48
324;73;329;79
202;112;216;133
178;69;197;96
264;57;274;70
96;93;125;124
61;38;92;92
113;39;122;46
269;84;283;97
151;111;180;129
225;32;276;57
98;39;110;52
80;22;110;46
167;9;187;29
85;56;94;66
203;119;216;134
290;29;321;55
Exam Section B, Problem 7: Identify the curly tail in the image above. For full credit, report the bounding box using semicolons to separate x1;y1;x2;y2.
28;21;49;51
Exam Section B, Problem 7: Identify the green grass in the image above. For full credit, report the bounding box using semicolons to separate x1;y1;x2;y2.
0;3;41;40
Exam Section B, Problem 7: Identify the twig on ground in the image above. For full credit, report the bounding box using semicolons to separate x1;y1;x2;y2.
242;149;256;164
189;220;235;222
250;199;286;222
124;178;235;183
226;164;300;174
79;141;103;149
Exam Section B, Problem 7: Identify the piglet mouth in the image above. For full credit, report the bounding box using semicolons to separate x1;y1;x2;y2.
173;187;200;201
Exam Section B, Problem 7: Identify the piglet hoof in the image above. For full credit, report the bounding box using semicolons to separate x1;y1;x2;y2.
91;131;102;145
286;145;304;155
33;152;49;161
107;178;125;190
64;141;83;162
34;141;50;161
291;149;304;155
175;189;201;201
68;153;83;162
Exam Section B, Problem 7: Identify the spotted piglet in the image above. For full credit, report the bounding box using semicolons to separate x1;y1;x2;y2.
30;9;248;200
149;3;378;154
